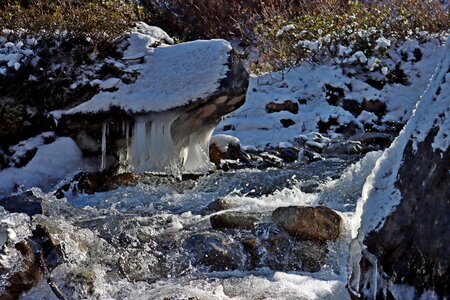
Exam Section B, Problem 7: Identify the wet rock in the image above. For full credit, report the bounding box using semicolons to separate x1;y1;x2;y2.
0;191;44;217
297;149;324;164
184;231;244;271
0;223;63;300
323;140;364;155
209;134;241;165
201;198;232;215
210;212;258;230
272;206;342;241
265;100;298;114
243;229;328;273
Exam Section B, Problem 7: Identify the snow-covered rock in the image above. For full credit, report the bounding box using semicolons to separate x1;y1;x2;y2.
209;134;241;165
56;38;249;174
348;37;450;299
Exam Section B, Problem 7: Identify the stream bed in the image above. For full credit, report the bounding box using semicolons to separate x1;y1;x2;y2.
4;151;382;300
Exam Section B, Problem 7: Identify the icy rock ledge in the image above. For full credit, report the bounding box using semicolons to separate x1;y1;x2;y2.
348;37;450;299
56;37;249;175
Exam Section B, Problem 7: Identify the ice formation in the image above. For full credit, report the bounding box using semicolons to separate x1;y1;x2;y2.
101;112;216;175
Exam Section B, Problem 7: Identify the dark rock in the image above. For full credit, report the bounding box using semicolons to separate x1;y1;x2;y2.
201;198;232;215
324;84;345;106
210;212;258;230
265;100;299;114
0;191;43;217
364;128;450;297
184;231;244;271
272;206;342;241
305;141;324;153
280;118;295;128
246;230;328;272
349;132;394;149
0;224;63;299
342;99;363;116
362;99;386;117
365;78;386;90
388;63;409;85
278;148;299;163
317;117;362;137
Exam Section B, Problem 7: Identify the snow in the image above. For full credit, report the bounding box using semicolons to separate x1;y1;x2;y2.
0;137;84;196
6;132;55;168
215;38;445;149
375;37;391;50
123;32;157;60
210;134;240;152
133;22;174;45
276;24;295;37
90;77;121;90
63;39;232;114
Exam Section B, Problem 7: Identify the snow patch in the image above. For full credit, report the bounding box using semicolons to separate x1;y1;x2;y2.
0;137;84;196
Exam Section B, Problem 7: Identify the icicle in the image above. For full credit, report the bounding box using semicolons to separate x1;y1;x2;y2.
100;122;107;170
119;111;215;175
182;126;215;173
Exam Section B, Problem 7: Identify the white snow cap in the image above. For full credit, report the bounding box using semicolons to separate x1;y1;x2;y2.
65;39;232;114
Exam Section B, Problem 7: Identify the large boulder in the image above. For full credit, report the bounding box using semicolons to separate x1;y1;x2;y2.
348;38;450;299
272;206;342;242
56;36;249;174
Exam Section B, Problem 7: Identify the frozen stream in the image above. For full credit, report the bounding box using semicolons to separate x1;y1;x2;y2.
16;151;382;300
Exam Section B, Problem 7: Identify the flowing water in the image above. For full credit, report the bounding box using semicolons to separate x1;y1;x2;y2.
14;151;382;300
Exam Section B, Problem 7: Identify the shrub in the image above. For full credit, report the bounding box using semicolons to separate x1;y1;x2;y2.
0;0;143;43
253;0;449;73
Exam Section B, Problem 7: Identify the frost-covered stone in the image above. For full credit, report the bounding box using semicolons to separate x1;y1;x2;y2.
348;37;450;299
209;134;241;165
